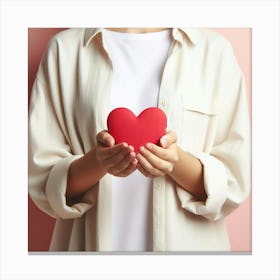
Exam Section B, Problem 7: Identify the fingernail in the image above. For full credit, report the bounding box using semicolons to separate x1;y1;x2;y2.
109;139;115;147
146;143;152;149
139;146;145;152
130;152;136;157
161;138;167;146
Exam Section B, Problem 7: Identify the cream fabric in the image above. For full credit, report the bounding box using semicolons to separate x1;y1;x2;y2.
28;27;251;252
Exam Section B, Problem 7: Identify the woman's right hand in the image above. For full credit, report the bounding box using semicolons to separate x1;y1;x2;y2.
95;130;138;177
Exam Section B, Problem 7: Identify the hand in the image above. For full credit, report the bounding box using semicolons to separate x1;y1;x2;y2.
95;130;138;177
136;131;178;178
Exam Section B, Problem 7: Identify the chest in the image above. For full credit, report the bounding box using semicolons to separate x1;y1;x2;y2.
70;47;221;153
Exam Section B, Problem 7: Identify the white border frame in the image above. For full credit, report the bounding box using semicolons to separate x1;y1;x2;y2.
1;1;279;279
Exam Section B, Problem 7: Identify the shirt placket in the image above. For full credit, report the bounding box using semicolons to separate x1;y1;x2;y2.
153;29;182;251
92;32;115;251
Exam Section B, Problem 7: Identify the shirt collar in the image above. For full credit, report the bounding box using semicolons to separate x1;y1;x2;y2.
84;28;102;47
177;28;201;45
84;27;201;47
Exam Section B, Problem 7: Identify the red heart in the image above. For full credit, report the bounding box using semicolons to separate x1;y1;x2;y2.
107;107;167;153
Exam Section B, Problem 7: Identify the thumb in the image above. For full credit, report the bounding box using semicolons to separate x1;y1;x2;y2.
97;130;115;147
160;131;177;148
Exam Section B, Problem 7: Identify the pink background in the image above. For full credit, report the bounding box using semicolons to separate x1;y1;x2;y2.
28;28;252;252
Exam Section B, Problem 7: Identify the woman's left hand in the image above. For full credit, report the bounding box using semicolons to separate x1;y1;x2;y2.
136;131;178;178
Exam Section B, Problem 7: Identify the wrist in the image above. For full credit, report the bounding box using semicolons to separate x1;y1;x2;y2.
90;147;107;175
168;146;207;200
66;147;107;198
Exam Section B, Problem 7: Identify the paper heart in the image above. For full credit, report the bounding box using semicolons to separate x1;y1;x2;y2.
107;107;167;153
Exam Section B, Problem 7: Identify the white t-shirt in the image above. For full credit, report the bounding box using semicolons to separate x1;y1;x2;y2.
103;28;172;251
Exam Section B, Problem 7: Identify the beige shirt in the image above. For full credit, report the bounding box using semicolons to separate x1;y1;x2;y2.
28;27;251;252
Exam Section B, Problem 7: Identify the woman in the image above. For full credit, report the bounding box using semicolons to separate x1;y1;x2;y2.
28;27;250;251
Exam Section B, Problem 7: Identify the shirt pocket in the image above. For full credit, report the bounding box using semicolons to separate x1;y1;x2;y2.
180;95;218;153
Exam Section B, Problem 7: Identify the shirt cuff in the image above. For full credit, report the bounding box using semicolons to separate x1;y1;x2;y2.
176;152;228;221
45;155;97;219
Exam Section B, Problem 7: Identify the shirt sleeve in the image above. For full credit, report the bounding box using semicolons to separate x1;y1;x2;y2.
28;37;97;219
176;40;251;221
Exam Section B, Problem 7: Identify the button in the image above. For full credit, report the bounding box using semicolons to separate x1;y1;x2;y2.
154;240;163;251
154;213;159;226
155;182;160;189
156;218;160;226
154;245;160;251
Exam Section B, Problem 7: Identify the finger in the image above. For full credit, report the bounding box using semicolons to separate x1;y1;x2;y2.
103;144;134;163
136;163;153;178
128;145;135;153
136;153;165;177
145;143;170;161
115;157;138;177
107;150;136;174
100;143;134;161
96;130;115;147
97;142;128;162
145;143;178;163
106;148;136;172
139;146;173;174
105;145;131;170
160;130;177;148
